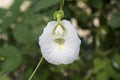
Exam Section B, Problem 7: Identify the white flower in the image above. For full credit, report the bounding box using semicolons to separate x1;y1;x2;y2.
0;0;14;10
39;20;81;65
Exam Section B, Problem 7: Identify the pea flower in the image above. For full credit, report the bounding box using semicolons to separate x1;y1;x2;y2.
39;20;81;65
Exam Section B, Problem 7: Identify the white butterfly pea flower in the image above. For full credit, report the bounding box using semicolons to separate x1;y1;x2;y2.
39;20;81;65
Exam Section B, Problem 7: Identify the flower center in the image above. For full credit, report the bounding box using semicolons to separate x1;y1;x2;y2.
54;38;65;48
52;23;66;49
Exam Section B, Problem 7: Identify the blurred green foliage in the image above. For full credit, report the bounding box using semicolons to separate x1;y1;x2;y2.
0;0;120;80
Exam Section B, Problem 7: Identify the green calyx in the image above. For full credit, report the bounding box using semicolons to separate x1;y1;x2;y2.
53;10;64;22
53;0;65;22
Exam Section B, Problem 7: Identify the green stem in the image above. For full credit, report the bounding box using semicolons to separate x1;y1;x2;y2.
28;56;44;80
56;13;61;23
60;0;64;10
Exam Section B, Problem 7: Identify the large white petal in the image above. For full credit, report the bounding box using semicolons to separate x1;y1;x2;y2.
39;20;81;65
60;20;81;64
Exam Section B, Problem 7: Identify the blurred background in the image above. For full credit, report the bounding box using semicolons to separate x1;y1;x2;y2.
0;0;120;80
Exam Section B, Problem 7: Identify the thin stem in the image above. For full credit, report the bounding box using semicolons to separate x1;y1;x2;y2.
60;0;64;10
28;56;44;80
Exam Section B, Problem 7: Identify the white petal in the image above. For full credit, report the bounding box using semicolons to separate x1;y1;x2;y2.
60;20;81;64
39;20;81;65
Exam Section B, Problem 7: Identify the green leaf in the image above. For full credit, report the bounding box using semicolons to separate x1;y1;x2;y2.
32;24;45;41
10;0;23;14
96;70;109;80
109;11;120;28
13;24;33;44
1;16;16;31
34;0;59;12
93;58;110;74
0;9;6;16
24;14;45;25
107;65;120;80
0;46;22;73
